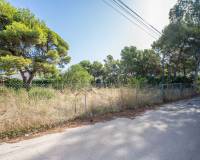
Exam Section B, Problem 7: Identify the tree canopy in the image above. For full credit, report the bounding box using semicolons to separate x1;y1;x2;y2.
63;64;92;89
0;0;70;87
121;46;161;78
153;0;200;84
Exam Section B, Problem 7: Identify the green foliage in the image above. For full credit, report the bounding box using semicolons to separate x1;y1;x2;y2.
28;87;55;100
79;60;104;84
0;21;41;44
127;77;148;87
121;47;161;78
0;0;70;87
169;0;200;25
0;55;31;75
32;79;54;87
91;61;104;80
63;64;93;89
153;0;200;84
77;48;161;87
121;46;138;76
4;78;23;89
171;76;193;84
0;0;16;30
103;55;121;86
79;60;92;74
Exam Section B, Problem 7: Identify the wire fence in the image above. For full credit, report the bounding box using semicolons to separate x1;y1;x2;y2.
0;80;197;111
0;81;198;137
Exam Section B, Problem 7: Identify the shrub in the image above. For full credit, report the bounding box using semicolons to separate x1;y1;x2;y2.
5;78;23;89
171;76;193;84
32;79;54;87
28;87;55;100
128;77;148;87
63;64;93;90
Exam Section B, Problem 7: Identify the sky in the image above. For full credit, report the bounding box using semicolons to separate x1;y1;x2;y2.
8;0;177;65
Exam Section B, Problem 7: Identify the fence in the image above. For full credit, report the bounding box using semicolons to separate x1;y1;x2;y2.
0;82;197;114
0;82;197;137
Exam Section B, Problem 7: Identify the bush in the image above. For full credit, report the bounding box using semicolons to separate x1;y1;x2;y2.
5;78;23;89
128;77;148;87
146;76;161;85
171;76;193;84
28;87;55;100
32;79;54;87
146;76;194;85
63;64;93;90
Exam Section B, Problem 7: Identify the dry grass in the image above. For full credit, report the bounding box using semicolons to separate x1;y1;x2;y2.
163;88;195;101
0;86;196;138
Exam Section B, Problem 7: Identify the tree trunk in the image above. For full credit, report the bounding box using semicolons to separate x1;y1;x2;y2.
173;66;177;80
26;73;35;89
167;64;171;82
194;62;199;87
183;64;186;77
194;55;200;87
161;53;165;84
19;70;35;90
20;70;28;88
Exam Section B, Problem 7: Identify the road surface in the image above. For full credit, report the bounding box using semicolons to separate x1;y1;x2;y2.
1;97;200;160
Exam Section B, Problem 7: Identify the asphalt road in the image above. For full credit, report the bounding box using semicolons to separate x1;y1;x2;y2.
1;97;200;160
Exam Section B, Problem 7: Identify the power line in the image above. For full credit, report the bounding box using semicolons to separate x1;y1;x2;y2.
102;0;158;39
116;0;162;35
111;0;161;37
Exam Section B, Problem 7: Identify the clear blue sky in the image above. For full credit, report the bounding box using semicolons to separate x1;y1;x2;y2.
8;0;177;65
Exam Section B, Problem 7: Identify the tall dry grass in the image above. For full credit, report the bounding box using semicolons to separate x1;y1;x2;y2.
0;85;196;138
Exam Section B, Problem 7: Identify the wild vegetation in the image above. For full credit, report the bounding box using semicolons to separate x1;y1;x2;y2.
0;84;196;139
0;0;199;138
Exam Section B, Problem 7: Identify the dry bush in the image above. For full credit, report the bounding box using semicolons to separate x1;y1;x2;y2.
163;88;195;102
0;87;75;135
0;85;196;138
